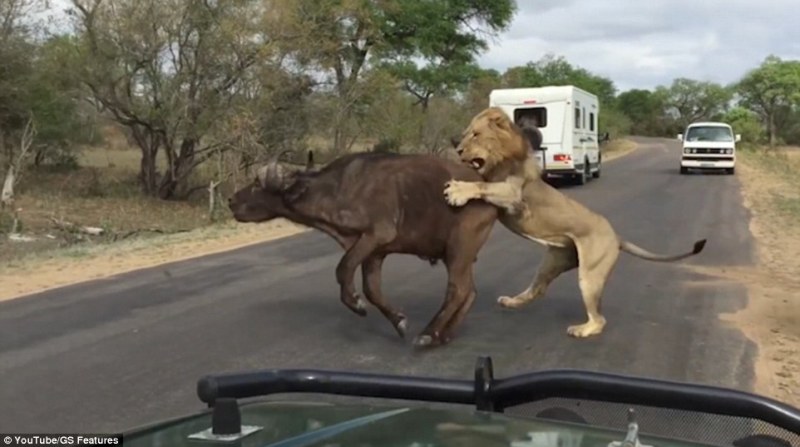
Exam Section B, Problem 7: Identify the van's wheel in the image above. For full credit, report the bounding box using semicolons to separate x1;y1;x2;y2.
680;166;689;175
575;159;589;185
592;156;601;178
726;167;735;175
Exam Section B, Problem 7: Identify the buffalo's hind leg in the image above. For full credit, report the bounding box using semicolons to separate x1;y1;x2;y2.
413;256;474;348
362;254;408;338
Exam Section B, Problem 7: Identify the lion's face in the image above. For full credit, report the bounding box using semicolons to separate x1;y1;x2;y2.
453;107;528;177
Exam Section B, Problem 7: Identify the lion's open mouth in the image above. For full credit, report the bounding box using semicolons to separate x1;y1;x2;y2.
470;158;485;170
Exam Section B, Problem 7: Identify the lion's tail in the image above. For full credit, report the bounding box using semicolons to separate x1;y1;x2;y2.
619;239;707;262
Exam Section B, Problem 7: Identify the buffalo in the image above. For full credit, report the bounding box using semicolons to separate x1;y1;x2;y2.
228;150;498;347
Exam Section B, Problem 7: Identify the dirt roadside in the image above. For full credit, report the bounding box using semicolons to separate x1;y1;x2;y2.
0;219;309;302
689;149;800;408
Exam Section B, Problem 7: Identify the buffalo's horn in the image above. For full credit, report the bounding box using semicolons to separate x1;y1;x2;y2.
259;149;292;188
270;149;293;164
256;165;270;188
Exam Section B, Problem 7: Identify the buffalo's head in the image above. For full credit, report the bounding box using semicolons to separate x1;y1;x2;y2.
228;150;314;223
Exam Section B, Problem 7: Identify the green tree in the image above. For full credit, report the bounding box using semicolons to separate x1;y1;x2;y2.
501;55;617;106
735;55;800;146
276;0;516;154
721;106;765;146
381;0;515;111
656;78;733;132
26;35;101;167
68;0;291;200
0;0;37;161
616;89;666;136
462;68;501;117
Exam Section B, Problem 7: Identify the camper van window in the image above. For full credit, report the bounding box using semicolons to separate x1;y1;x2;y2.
582;107;586;129
590;112;595;131
514;107;547;128
574;107;581;129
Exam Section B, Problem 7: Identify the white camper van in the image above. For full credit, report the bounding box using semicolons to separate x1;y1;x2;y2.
678;122;739;175
489;85;604;185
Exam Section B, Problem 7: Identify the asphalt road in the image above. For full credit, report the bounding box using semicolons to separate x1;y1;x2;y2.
0;137;758;435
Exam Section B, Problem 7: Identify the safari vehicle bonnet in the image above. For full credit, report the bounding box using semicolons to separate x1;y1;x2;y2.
489;85;608;185
119;356;800;447
678;121;740;175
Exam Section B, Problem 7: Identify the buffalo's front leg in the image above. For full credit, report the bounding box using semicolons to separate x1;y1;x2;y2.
335;231;390;317
362;254;408;338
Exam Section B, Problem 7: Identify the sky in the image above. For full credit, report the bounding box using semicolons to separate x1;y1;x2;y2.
41;0;800;93
476;0;800;92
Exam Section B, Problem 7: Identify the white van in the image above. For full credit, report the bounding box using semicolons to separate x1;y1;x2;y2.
678;122;740;175
489;85;604;185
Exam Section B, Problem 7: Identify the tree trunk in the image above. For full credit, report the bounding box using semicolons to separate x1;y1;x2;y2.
139;145;159;195
768;113;776;147
131;127;161;196
157;138;196;200
1;166;15;209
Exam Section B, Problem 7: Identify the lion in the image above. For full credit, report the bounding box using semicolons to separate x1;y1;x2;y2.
442;106;707;338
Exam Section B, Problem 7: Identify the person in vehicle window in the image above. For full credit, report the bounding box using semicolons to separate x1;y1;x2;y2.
516;112;543;153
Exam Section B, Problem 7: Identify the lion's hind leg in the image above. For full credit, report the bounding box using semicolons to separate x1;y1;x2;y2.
498;245;578;309
567;237;619;338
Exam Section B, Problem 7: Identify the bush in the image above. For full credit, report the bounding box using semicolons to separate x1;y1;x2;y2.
722;107;765;145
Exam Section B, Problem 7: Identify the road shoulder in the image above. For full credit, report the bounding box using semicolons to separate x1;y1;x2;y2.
0;219;309;302
691;148;800;407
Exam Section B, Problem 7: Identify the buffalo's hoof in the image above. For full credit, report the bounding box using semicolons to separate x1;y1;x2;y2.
343;294;367;317
394;316;408;338
412;332;450;348
412;335;434;347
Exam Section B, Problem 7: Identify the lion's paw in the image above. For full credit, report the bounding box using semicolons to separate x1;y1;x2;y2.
444;180;477;207
566;321;605;338
497;296;521;309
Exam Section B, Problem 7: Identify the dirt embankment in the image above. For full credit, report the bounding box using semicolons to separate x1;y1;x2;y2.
693;148;800;407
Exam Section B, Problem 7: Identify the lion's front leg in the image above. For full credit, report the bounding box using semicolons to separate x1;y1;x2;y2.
443;180;483;207
444;178;524;214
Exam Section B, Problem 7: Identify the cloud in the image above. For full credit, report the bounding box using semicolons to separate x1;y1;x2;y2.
478;0;800;91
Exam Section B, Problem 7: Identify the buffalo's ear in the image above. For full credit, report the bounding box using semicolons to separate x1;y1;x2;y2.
450;135;461;148
282;177;308;203
305;150;314;171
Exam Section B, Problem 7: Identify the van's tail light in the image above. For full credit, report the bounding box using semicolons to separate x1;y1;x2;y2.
554;154;571;162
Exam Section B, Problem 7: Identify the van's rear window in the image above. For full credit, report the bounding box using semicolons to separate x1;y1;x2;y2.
514;107;547;128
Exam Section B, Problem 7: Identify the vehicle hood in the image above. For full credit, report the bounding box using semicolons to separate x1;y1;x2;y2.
121;401;714;447
682;140;735;149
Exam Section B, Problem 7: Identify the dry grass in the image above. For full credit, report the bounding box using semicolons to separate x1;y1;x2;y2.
0;139;313;300
0;146;215;264
698;146;800;407
601;138;638;162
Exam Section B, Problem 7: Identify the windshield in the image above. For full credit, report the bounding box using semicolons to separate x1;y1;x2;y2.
685;126;734;142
